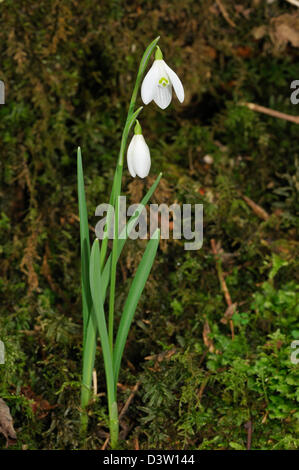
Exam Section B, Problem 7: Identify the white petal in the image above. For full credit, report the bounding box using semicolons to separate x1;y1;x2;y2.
131;135;151;178
154;85;172;109
127;136;137;177
164;62;184;103
141;61;160;105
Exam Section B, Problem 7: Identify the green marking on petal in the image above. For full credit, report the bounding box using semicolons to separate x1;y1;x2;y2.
158;77;169;86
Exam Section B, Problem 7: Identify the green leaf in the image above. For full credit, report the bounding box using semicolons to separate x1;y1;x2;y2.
78;148;98;424
229;442;245;450
113;229;160;384
89;239;118;445
80;306;97;424
269;253;288;281
77;147;92;345
89;239;115;396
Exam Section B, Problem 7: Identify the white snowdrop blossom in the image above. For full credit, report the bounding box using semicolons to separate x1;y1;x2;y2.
141;46;184;109
127;120;151;178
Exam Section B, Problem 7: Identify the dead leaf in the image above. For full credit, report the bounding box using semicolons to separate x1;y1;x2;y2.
204;46;217;60
252;13;299;51
203;321;215;353
21;386;58;419
144;348;177;363
271;13;299;49
221;302;237;324
0;398;17;446
235;5;252;19
235;46;253;58
252;25;267;41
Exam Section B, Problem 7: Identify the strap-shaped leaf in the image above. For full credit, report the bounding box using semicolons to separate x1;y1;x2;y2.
78;148;98;421
77;147;92;345
89;240;115;396
113;229;160;384
80;306;96;419
89;239;118;444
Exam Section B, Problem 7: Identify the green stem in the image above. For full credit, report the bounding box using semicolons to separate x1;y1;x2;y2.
107;107;144;355
80;309;97;435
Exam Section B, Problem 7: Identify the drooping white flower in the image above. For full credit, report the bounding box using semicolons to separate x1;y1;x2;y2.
141;46;184;109
127;120;151;178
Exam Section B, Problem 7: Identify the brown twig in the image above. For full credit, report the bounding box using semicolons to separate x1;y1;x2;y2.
244;420;253;450
101;436;109;450
119;382;140;421
215;0;236;28
285;0;299;7
211;239;235;339
261;410;269;424
134;436;140;450
242;102;299;125
242;195;269;221
198;350;208;368
92;369;97;397
203;321;215;353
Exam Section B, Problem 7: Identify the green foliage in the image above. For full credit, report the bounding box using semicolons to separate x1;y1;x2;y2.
137;255;299;449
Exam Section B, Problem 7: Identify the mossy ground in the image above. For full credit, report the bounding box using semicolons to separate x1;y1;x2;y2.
0;0;298;450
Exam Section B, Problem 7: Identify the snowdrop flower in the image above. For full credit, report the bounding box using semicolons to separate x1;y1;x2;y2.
141;46;184;109
127;120;151;178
